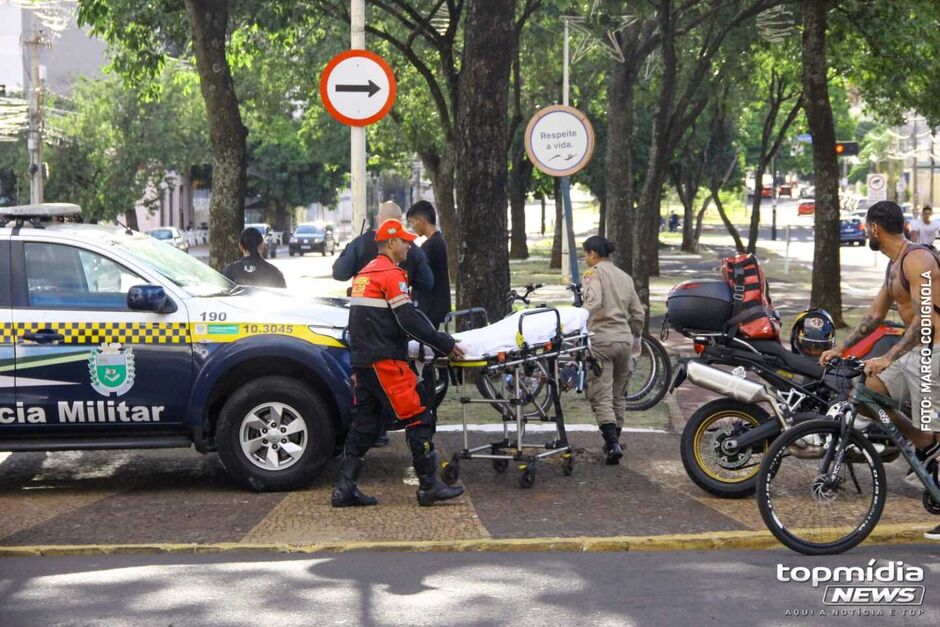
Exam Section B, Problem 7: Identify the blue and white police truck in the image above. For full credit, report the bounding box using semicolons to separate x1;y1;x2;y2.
0;204;353;491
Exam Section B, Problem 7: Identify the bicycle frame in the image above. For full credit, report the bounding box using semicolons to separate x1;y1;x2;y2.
852;384;940;503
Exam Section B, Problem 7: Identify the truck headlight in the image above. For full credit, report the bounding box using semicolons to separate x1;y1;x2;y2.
308;325;346;342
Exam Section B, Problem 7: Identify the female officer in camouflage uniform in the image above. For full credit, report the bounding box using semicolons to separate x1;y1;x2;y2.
581;236;646;464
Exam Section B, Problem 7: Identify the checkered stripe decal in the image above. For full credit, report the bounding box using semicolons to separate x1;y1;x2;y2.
0;323;12;344
12;322;189;345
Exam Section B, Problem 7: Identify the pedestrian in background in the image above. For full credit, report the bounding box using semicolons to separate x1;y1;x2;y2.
910;206;940;249
332;201;434;447
581;235;645;465
406;200;451;328
332;201;434;300
222;227;286;288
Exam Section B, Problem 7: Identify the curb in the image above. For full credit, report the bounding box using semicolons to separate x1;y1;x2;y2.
0;524;932;558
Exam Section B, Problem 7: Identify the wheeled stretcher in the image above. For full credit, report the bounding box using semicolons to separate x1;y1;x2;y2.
410;306;593;489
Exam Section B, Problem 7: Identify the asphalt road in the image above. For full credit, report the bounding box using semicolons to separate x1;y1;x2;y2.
1;545;938;626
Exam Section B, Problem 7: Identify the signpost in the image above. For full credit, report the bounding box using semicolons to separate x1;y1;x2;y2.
320;48;397;233
867;173;887;202
320;49;397;126
524;104;595;296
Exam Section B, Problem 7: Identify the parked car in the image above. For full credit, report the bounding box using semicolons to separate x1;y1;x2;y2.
289;222;336;256
244;223;279;259
1;203;354;492
800;185;815;199
797;199;815;215
840;218;866;246
146;227;189;252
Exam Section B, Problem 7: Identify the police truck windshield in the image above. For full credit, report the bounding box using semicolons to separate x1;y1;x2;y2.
114;236;235;297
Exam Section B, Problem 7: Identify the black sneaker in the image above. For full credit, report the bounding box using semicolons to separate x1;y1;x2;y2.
925;524;940;541
904;440;940;487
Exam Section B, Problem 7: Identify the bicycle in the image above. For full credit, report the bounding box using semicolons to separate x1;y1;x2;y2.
567;282;673;411
756;357;940;555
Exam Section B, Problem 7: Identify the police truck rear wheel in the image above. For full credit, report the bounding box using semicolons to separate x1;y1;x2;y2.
216;376;334;492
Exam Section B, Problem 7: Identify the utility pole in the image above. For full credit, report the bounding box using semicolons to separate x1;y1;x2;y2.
560;18;571;284
350;0;367;233
24;28;44;205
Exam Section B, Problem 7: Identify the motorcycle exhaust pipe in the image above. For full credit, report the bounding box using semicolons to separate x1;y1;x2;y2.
686;361;774;405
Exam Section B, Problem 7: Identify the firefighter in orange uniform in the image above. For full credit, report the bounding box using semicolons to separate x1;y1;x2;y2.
332;219;467;507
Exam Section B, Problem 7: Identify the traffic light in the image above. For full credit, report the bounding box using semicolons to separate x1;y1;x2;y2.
835;141;859;156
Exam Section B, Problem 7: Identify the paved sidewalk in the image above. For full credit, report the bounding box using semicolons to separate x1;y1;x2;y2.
0;429;932;549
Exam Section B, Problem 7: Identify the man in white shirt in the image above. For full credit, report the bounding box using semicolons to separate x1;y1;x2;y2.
910;206;940;247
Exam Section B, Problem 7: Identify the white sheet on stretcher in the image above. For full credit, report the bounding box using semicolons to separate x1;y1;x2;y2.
409;307;589;361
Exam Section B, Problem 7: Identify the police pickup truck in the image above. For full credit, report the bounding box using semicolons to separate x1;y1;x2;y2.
0;204;353;491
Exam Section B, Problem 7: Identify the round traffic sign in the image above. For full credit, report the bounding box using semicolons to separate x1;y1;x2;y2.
524;105;595;177
320;50;396;127
868;174;886;191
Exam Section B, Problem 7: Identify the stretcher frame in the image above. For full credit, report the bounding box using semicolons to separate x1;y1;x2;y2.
432;306;593;488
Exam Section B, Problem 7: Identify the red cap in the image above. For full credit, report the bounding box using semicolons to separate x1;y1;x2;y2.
375;219;417;242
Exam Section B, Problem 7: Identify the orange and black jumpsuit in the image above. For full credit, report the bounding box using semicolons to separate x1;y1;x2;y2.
345;254;455;472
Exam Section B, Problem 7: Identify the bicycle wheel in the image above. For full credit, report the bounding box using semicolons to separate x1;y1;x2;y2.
680;399;773;498
624;334;672;411
476;360;553;420
756;418;886;555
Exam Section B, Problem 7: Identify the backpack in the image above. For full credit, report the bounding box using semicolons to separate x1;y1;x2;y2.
721;253;780;340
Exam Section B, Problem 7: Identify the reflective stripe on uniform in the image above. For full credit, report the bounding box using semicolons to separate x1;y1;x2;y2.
350;297;390;309
388;294;411;309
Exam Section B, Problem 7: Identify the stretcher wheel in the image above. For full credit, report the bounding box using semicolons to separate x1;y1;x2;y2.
492;458;509;473
518;465;536;489
562;454;574;476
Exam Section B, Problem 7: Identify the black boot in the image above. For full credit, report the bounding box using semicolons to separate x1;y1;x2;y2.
331;456;378;507
601;424;623;465
414;452;464;506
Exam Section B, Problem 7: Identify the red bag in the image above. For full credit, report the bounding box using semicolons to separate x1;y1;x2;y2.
721;253;780;340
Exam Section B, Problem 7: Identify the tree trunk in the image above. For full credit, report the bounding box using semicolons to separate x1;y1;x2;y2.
605;57;637;274
712;189;746;252
680;196;696;252
428;147;459;282
540;195;546;235
598;195;607;239
692;195;712;253
747;162;767;254
550;177;562;269
455;0;514;319
508;149;531;259
273;202;289;234
124;208;140;232
802;0;843;325
184;0;246;271
633;1;678;309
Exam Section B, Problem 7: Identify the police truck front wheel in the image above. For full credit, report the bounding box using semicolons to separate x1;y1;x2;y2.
216;376;335;492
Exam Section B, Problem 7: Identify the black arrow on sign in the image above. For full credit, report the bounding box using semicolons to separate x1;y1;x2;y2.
335;80;381;97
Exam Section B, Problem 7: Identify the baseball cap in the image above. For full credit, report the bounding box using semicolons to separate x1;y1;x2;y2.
375;219;417;242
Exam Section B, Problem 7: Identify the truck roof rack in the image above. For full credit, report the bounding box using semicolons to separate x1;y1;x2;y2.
1;203;82;228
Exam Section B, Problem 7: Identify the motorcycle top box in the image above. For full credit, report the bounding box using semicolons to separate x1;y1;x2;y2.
666;280;733;332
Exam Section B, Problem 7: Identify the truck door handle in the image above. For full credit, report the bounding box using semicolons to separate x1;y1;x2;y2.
22;329;65;344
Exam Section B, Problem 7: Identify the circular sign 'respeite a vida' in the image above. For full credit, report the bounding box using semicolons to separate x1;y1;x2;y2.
320;49;397;127
524;104;595;177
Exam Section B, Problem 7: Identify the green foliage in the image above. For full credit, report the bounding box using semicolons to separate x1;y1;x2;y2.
829;0;940;127
42;62;210;221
